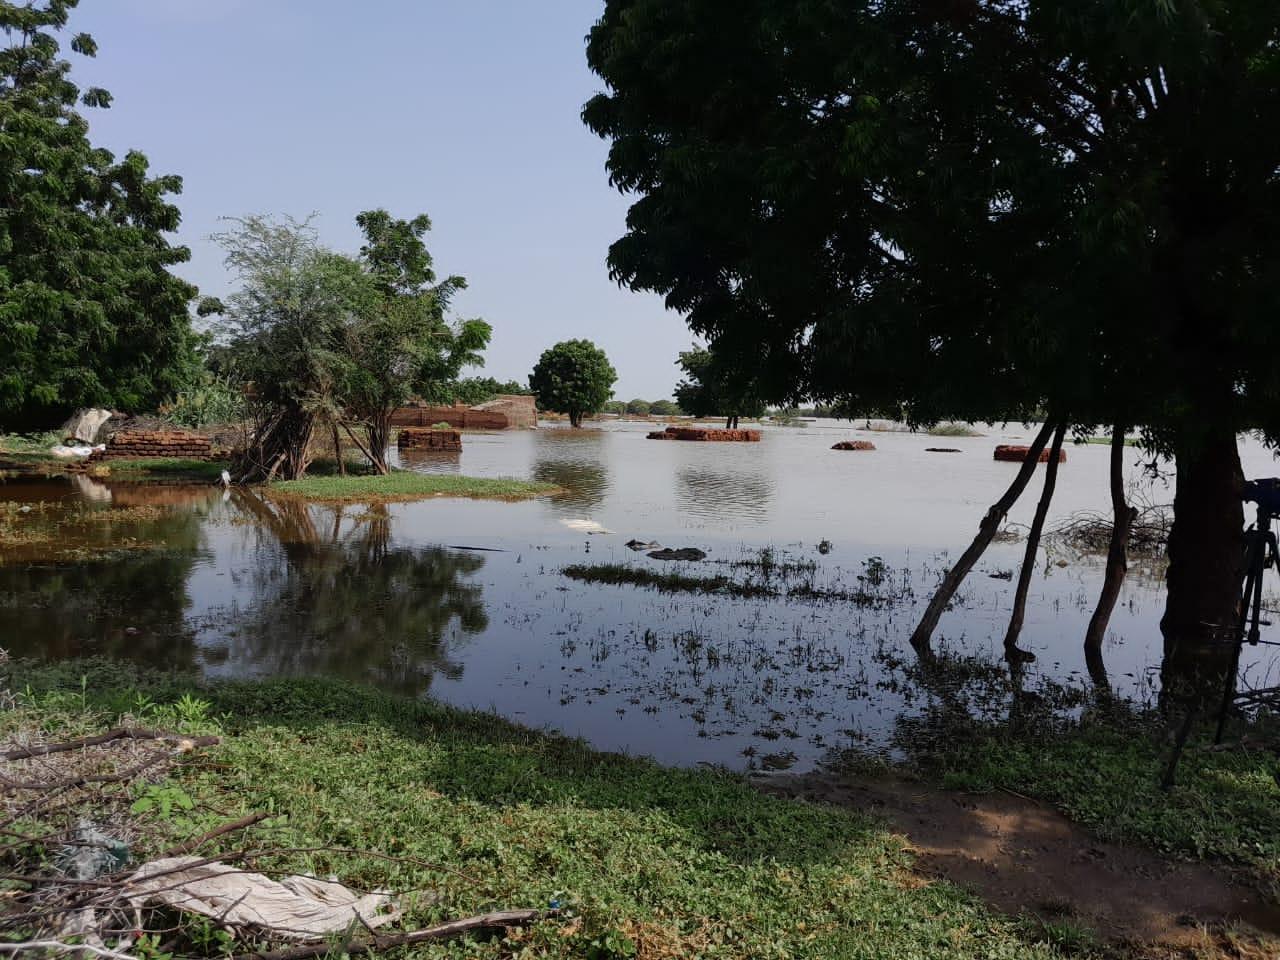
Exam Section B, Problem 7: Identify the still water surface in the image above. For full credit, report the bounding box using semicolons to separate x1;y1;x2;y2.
3;420;1278;771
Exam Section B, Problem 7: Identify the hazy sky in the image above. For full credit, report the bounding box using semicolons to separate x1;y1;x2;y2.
70;0;692;400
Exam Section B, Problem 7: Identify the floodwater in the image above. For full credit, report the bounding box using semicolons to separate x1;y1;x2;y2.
2;420;1279;772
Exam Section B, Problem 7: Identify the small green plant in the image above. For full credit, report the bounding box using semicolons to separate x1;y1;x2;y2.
860;556;888;588
131;782;195;821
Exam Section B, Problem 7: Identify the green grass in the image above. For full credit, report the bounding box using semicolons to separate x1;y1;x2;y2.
1079;436;1141;446
563;563;775;598
897;703;1280;892
270;470;558;503
99;457;229;481
4;659;1074;960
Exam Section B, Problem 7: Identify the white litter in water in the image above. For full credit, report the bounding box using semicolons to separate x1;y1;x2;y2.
49;444;95;458
560;519;613;535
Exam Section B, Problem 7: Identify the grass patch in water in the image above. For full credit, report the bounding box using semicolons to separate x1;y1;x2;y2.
270;471;557;503
926;423;982;437
563;562;775;598
4;658;1071;960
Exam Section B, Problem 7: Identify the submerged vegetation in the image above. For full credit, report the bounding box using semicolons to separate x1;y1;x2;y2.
563;563;774;598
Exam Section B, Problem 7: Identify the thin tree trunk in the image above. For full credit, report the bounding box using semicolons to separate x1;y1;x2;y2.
1084;424;1136;690
340;421;381;473
1002;422;1067;662
331;421;346;477
908;420;1057;660
1160;423;1245;706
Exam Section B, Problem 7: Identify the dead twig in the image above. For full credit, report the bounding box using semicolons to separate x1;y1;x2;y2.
2;729;220;762
159;813;271;859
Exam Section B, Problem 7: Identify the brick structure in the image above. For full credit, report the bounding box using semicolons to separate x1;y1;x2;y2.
646;426;761;442
390;395;537;430
86;429;212;462
994;444;1067;464
397;427;462;452
832;440;876;451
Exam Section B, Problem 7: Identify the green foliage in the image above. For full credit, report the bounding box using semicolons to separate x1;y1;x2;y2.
648;399;680;416
674;347;765;420
6;661;1071;960
334;209;491;472
584;2;1280;436
425;376;531;406
162;370;246;428
624;398;650;416
529;340;618;427
0;0;199;430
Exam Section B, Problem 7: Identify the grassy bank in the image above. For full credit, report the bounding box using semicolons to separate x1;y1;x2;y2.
270;471;558;503
563;562;774;598
4;660;1075;959
888;697;1280;892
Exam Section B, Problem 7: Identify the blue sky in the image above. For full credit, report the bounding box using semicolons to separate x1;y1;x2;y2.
69;0;691;400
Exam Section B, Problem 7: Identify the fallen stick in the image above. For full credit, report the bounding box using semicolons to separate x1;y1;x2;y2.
2;729;220;762
230;909;555;960
160;812;271;858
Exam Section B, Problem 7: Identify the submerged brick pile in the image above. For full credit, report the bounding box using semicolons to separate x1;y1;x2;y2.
832;440;876;451
88;429;212;462
397;427;462;452
993;444;1067;464
646;426;762;442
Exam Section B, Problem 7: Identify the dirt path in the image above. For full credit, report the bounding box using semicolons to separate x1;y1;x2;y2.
756;772;1280;957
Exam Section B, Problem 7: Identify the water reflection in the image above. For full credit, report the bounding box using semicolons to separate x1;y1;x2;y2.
531;431;612;516
219;494;487;695
676;466;773;523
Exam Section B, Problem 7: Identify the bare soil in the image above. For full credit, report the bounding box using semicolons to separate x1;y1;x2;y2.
756;772;1280;958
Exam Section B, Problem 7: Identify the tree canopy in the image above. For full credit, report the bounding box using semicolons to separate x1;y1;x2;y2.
585;0;1280;689
674;346;765;422
528;339;617;427
0;0;198;430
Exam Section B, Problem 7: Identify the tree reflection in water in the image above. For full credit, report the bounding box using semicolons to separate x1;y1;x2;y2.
532;432;611;516
676;466;773;523
225;493;488;696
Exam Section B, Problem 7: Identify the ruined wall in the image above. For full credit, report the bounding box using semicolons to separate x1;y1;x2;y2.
390;395;536;430
646;427;762;442
87;429;212;462
397;427;463;452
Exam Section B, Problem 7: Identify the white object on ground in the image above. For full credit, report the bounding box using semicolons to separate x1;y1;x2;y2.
49;444;94;458
561;518;613;535
125;856;399;940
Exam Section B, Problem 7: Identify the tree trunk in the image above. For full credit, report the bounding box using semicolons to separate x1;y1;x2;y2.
364;413;391;475
331;422;346;477
1002;422;1066;662
1084;425;1136;691
908;420;1057;660
1159;424;1244;706
570;410;582;428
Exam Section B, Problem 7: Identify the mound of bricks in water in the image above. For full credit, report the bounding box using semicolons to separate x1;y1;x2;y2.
832;440;876;451
646;426;761;442
397;427;462;452
993;444;1066;464
88;429;212;462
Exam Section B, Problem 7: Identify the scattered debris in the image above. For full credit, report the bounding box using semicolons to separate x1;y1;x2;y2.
925;447;962;453
625;539;661;551
831;440;876;451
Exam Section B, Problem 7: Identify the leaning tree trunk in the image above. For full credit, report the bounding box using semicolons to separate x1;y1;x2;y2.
1159;423;1245;707
569;410;583;428
1002;422;1067;663
233;405;316;483
363;412;392;475
1084;425;1136;691
907;420;1057;660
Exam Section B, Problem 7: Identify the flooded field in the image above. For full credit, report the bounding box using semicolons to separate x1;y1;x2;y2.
3;420;1279;772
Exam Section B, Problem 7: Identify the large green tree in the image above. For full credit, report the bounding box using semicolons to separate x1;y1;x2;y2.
674;346;765;428
0;0;198;429
335;210;491;474
585;1;1280;694
529;339;617;427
